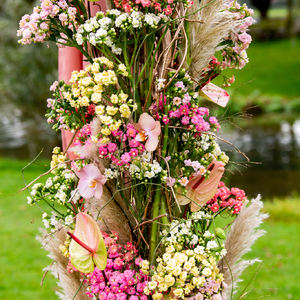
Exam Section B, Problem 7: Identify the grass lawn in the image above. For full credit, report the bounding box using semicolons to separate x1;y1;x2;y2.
1;158;300;299
214;37;300;98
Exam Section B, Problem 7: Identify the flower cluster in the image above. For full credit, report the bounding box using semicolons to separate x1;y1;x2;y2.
46;57;132;131
27;147;81;230
17;0;78;45
150;70;228;192
144;216;226;299
205;181;248;214
220;1;254;70
113;0;193;15
83;231;150;299
75;9;166;55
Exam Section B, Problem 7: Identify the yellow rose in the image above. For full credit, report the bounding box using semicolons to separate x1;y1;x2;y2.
106;106;118;116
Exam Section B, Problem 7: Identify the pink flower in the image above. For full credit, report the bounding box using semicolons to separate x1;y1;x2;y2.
75;164;107;199
173;97;181;106
239;32;252;44
175;81;185;89
134;113;161;152
121;152;131;164
177;161;225;212
211;202;220;213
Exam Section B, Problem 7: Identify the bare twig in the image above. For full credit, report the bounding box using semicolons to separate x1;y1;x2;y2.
134;214;168;230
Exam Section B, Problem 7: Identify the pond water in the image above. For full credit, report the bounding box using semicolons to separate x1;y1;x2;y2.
220;119;300;199
0;111;299;199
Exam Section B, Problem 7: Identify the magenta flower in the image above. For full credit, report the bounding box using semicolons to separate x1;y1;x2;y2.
133;113;161;152
177;161;225;212
75;164;107;199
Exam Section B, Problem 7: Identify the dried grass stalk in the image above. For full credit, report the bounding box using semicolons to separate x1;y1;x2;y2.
218;195;269;298
185;0;243;81
37;228;91;300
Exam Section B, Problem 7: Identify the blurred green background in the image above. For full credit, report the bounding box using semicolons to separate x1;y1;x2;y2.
0;0;300;299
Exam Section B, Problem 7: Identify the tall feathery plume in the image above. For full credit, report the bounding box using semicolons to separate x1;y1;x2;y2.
37;228;90;300
185;0;242;81
218;195;269;298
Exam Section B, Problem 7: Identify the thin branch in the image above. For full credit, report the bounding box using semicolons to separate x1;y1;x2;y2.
134;214;168;230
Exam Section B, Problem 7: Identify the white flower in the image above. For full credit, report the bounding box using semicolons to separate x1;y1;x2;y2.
151;164;162;174
109;9;121;16
27;196;33;205
194;245;205;254
145;171;155;178
42;213;48;219
142;151;151;162
43;219;50;229
206;240;218;250
220;248;227;258
111;44;122;55
50;217;59;227
45;178;53;188
70;189;81;203
96;28;108;37
65;215;74;226
84;22;94;32
203;231;211;238
76;33;83;45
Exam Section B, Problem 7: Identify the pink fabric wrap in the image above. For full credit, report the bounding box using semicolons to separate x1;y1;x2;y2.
59;0;106;158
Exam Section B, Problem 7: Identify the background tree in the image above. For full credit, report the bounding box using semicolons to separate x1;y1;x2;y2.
0;0;60;157
250;0;272;19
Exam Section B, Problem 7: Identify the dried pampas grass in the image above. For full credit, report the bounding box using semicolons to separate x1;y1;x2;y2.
218;195;269;298
185;0;243;81
37;228;91;300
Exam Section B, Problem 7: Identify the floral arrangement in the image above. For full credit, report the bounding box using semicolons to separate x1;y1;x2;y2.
18;0;269;300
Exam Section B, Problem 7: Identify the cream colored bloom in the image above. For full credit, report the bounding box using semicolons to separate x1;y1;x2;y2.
91;93;102;103
95;105;105;115
106;106;118;116
119;104;131;118
100;115;112;125
119;92;128;102
172;266;182;277
93;84;103;93
82;77;93;86
202;267;212;277
164;274;175;287
173;289;184;298
148;281;157;290
72;88;81;98
110;94;119;104
101;128;111;136
152;293;163;300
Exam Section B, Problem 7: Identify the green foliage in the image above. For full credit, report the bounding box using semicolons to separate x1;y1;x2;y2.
214;37;300;98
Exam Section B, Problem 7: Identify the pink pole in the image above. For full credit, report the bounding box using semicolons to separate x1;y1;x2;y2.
59;1;106;158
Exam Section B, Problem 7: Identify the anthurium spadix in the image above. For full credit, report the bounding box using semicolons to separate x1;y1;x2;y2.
68;212;107;274
200;83;230;107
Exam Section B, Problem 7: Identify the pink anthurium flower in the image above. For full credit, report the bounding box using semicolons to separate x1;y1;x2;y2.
200;82;230;107
68;212;107;274
133;113;161;152
177;161;225;212
75;164;107;199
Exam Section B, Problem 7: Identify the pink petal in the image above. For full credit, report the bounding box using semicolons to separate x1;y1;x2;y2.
152;121;161;136
74;168;89;181
133;123;143;133
201;83;229;107
84;164;102;180
78;179;95;199
145;134;159;152
137;113;156;132
94;183;103;200
96;175;107;186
